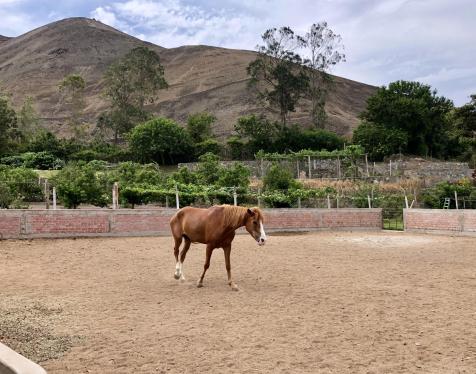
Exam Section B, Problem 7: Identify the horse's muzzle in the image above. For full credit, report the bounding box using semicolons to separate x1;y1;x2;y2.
258;238;266;246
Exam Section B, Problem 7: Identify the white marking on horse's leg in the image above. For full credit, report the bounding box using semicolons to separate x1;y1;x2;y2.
174;262;181;279
179;262;185;281
259;221;267;245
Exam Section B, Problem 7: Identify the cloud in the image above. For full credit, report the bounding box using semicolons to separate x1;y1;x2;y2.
91;6;118;28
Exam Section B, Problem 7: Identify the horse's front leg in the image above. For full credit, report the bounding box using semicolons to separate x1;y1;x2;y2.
197;244;214;288
223;245;238;291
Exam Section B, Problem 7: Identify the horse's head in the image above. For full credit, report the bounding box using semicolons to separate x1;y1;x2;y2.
244;207;267;246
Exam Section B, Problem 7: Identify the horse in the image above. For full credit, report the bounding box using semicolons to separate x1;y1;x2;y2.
169;204;267;291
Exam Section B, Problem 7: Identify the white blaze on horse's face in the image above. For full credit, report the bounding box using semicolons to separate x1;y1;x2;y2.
258;220;267;246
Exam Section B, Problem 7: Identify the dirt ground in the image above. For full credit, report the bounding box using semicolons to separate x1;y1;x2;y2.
1;231;475;374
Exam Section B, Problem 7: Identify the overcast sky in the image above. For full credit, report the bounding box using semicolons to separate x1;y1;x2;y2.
1;0;475;105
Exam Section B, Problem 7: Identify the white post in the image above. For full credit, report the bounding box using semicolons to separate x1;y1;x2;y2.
296;160;300;178
405;195;409;209
112;186;116;209
327;194;331;209
308;156;311;179
454;191;458;210
336;196;339;209
175;184;180;209
233;188;237;206
52;187;57;210
389;160;392;177
257;188;261;207
337;156;341;178
297;197;301;208
365;154;369;177
166;195;169;208
367;195;372;209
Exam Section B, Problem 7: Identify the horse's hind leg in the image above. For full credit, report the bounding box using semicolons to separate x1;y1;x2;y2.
177;237;191;281
173;236;183;280
197;244;214;288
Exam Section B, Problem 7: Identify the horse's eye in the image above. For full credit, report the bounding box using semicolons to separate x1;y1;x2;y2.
253;221;258;225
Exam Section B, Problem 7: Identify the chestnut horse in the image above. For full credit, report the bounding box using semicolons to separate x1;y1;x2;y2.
169;205;267;291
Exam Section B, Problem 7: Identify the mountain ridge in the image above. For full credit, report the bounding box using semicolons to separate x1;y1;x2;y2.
0;17;377;138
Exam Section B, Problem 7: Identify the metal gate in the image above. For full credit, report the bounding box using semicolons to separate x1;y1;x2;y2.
382;208;404;231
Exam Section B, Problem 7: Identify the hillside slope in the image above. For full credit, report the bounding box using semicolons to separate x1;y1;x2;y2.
0;17;376;138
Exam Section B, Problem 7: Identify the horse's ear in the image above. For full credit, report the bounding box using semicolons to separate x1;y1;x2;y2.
247;208;255;216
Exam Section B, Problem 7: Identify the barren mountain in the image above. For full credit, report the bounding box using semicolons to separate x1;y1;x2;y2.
0;17;377;138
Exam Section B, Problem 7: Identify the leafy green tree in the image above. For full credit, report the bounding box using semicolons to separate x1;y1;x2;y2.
53;162;109;208
234;115;279;153
187;112;215;143
353;121;409;161
448;94;476;164
128;117;193;164
17;96;40;141
361;81;454;157
247;27;309;127
103;46;168;143
0;95;17;155
59;74;87;140
302;22;345;128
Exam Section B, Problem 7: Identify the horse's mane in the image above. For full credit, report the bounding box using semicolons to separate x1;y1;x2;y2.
221;205;263;228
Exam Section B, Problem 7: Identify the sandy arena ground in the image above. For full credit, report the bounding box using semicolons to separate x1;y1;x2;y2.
1;231;476;374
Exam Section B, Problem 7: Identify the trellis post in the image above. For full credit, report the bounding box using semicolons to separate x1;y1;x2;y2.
367;195;372;209
52;187;57;210
175;184;180;209
454;191;458;210
257;188;261;207
327;194;331;209
365;154;369;177
233;187;237;206
308;155;311;179
44;179;50;209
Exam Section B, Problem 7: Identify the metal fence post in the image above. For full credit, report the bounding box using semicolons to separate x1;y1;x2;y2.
367;195;372;209
175;184;180;209
454;191;458;210
327;194;331;209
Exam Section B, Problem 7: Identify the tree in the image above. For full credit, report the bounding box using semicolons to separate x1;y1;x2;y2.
103;46;168;143
448;94;476;164
128;117;193;164
0;95;17;155
186;112;215;143
234;115;279;153
17;96;40;140
247;27;309;127
302;22;345;128
59;74;86;140
361;81;454;157
353;121;408;161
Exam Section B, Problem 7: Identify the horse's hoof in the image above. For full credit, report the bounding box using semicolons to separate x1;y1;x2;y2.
231;285;239;291
197;281;203;288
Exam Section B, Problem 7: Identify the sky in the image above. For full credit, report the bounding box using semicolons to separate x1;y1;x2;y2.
0;0;475;105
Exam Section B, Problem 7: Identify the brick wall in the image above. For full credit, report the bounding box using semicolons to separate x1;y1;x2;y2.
404;209;476;235
0;208;382;239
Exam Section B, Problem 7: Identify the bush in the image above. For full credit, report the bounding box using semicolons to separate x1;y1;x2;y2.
421;178;474;208
263;164;300;191
52;163;109;208
0;166;42;206
128;117;193;164
0;152;64;169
